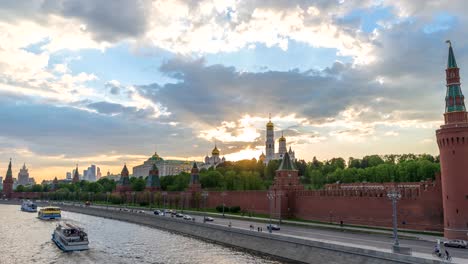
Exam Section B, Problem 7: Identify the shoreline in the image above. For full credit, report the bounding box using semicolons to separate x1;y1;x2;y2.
0;201;445;264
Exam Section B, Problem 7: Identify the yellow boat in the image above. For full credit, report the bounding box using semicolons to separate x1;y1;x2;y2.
38;207;61;220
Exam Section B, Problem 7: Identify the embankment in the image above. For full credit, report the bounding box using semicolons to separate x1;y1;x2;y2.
60;205;442;264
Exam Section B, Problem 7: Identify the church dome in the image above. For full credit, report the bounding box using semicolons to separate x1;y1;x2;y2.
212;146;220;155
267;121;274;129
279;135;286;142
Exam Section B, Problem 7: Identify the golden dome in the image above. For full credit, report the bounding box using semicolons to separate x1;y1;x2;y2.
212;146;220;155
266;121;274;129
279;135;286;142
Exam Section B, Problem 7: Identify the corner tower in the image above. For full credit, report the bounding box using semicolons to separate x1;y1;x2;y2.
2;159;13;198
436;41;468;239
265;114;275;163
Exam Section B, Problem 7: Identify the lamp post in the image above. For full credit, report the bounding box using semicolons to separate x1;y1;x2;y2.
202;191;209;222
162;192;167;211
267;191;274;233
181;192;185;213
277;191;282;225
387;189;402;250
106;192;110;209
221;192;227;217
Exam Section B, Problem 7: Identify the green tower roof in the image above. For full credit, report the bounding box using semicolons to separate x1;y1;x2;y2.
6;159;12;179
278;152;296;171
447;41;458;68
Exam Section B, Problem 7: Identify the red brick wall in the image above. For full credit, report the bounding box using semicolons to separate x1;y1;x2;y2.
294;181;443;231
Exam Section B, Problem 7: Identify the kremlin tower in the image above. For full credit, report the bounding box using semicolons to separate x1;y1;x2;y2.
2;159;14;198
72;165;80;183
436;41;468;239
145;163;161;191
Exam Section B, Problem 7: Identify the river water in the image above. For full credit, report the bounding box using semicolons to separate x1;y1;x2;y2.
0;204;283;264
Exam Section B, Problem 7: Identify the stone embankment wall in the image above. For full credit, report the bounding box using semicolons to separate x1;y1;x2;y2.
61;205;441;264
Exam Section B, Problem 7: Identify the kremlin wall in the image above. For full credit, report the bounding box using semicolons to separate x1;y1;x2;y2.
2;43;467;240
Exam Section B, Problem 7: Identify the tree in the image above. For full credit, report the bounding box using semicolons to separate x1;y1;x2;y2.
31;184;43;192
15;185;25;192
130;177;146;192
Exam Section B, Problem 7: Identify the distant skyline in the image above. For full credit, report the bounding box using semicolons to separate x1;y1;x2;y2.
1;1;466;181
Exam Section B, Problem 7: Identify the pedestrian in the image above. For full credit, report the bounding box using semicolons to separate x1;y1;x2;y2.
228;221;232;228
257;227;260;232
445;249;450;260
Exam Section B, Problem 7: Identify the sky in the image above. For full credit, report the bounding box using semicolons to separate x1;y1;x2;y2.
0;0;467;181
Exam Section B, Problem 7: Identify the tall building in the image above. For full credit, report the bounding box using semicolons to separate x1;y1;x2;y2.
96;167;101;180
66;172;72;180
85;165;97;182
17;163;29;186
262;115;296;164
133;152;193;177
436;41;468;239
0;176;3;190
266;114;275;162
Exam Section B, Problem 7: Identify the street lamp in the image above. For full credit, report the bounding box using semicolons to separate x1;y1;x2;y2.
202;191;209;222
180;192;185;213
387;189;402;250
221;192;227;217
277;191;283;225
267;191;274;233
106;192;110;209
162;192;167;211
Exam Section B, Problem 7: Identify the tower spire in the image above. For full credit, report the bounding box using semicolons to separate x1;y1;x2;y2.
443;41;467;124
446;40;457;68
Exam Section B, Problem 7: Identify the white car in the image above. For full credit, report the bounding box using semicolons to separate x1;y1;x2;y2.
183;215;193;220
204;216;214;222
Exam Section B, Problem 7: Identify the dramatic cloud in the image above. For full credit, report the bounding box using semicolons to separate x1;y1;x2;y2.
2;0;467;179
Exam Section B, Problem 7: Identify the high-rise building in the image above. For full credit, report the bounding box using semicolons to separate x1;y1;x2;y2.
436;41;468;239
17;163;29;186
96;167;101;180
66;172;72;180
85;165;96;182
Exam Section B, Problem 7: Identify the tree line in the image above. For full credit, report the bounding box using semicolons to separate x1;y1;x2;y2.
13;153;440;193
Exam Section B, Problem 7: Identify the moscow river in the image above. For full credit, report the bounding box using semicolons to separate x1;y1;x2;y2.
0;204;283;264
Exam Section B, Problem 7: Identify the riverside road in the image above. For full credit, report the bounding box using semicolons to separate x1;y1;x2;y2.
68;202;468;261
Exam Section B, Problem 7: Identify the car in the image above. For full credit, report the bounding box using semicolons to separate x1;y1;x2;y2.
266;224;280;231
204;216;214;222
137;210;145;214
444;240;467;248
85;201;91;206
154;210;161;215
183;215;193;220
176;213;184;218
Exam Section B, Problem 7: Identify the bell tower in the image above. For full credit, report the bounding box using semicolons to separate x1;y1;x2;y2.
265;114;275;163
436;40;468;239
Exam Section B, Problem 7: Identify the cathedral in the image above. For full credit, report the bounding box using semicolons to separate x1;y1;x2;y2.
259;116;296;164
203;144;226;168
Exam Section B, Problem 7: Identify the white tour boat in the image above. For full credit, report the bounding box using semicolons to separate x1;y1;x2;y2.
21;200;37;212
52;223;89;252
